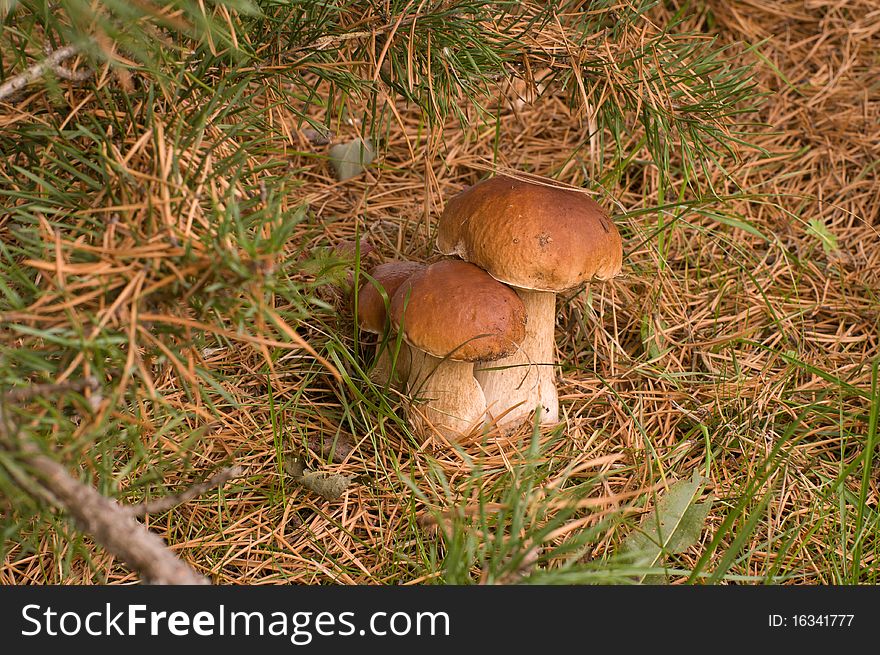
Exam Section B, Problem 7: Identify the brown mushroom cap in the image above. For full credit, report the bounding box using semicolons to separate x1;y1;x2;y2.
437;175;623;291
356;261;426;334
390;259;527;362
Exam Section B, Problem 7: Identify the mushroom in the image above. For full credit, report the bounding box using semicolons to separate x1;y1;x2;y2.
437;175;622;428
390;259;527;440
355;261;425;387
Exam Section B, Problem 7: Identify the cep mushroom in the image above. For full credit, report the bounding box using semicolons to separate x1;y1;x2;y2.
437;175;622;428
356;261;426;387
390;259;527;440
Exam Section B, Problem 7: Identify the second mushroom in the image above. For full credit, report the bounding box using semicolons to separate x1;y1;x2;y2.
390;259;527;440
356;260;426;388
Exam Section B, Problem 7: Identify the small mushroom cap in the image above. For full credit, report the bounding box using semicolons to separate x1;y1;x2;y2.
437;175;623;292
356;261;426;334
390;259;527;362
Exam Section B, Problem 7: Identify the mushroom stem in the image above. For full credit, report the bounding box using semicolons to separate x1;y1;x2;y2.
405;349;488;440
475;289;558;427
368;339;412;389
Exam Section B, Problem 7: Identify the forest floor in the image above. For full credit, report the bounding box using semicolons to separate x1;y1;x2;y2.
1;1;879;584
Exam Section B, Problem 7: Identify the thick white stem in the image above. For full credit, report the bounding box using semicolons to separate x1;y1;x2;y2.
405;350;488;440
474;289;558;428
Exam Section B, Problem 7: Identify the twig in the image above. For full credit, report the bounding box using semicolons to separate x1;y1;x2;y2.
130;465;244;518
417;502;507;538
23;447;209;584
1;437;210;583
2;376;99;403
287;30;374;57
481;543;542;585
51;64;94;82
0;402;209;584
0;44;88;102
